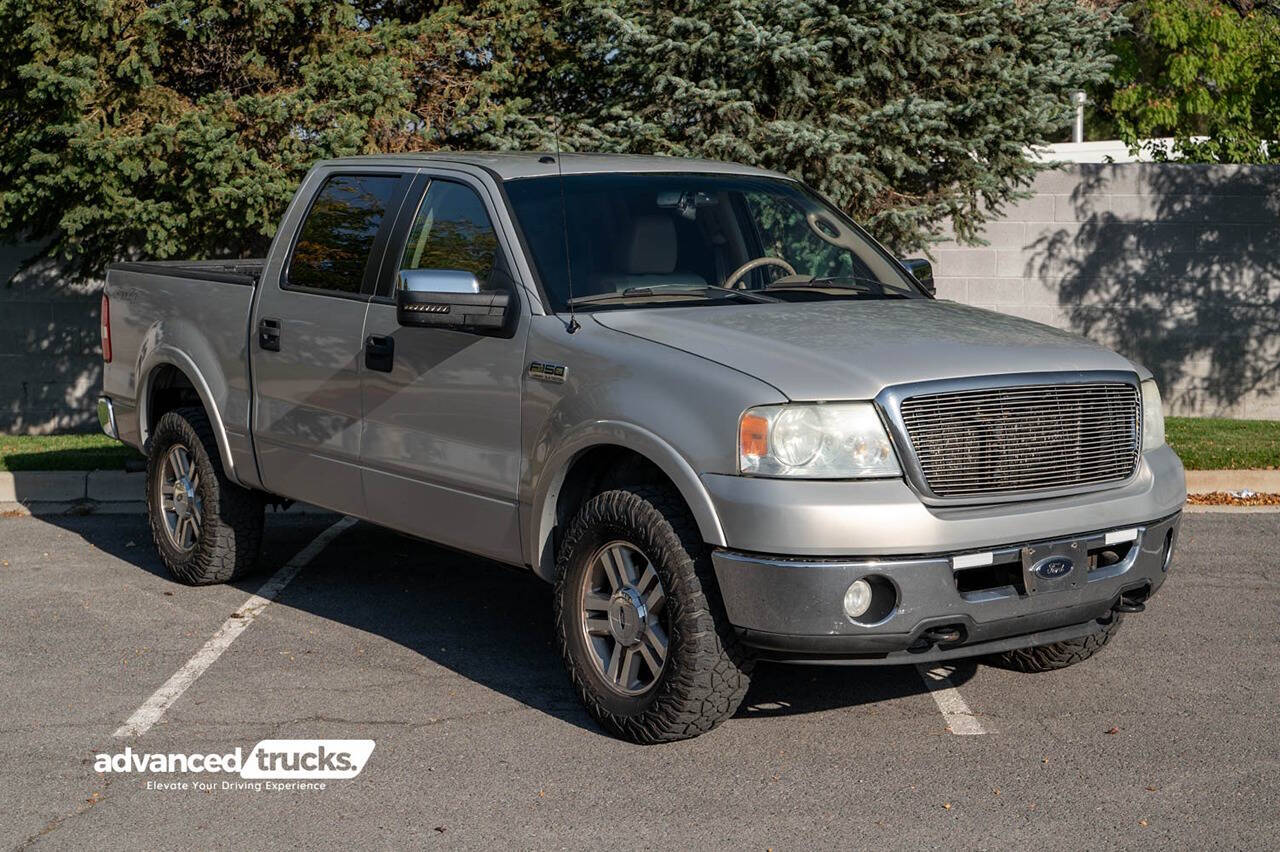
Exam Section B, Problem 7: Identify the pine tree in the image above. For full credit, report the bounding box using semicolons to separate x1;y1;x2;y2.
1;1;1119;273
462;0;1122;252
0;0;557;275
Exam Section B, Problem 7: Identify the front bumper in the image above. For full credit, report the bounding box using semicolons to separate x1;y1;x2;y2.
712;511;1180;665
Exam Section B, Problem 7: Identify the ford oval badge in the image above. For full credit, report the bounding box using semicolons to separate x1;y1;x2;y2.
1032;556;1074;580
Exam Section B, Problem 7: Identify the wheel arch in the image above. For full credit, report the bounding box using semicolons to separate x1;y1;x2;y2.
530;423;727;583
138;348;241;485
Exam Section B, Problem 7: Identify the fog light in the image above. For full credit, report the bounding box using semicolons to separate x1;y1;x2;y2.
843;579;872;619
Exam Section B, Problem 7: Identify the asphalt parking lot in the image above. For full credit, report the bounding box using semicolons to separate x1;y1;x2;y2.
3;510;1277;849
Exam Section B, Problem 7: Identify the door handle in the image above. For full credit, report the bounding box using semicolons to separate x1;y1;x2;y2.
258;318;281;352
365;335;394;372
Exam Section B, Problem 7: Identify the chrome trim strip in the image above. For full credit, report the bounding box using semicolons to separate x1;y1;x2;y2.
875;370;1142;507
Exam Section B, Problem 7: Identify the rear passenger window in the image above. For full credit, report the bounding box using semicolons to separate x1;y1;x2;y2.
289;174;401;294
400;180;500;285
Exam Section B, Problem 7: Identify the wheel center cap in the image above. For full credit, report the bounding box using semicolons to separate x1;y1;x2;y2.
173;478;194;519
607;588;648;646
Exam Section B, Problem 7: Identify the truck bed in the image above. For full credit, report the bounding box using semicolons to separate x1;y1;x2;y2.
102;259;266;487
107;259;265;287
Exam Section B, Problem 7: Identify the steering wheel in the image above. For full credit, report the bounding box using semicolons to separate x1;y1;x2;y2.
724;256;796;290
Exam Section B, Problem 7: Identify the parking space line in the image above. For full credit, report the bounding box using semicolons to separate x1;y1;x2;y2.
113;516;358;738
917;664;988;735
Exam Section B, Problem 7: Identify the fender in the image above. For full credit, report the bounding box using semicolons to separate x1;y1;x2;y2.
137;342;244;487
529;421;727;583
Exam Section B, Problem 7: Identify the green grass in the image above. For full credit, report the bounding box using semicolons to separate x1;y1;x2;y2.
1;416;1276;472
0;434;142;472
1166;416;1280;470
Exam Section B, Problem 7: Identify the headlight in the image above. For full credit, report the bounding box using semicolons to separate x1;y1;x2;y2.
739;403;902;478
1140;379;1165;451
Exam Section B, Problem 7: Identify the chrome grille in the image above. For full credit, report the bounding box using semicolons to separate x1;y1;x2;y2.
898;382;1140;498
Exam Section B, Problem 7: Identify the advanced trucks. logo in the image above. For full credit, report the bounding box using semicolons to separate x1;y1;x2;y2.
94;739;375;781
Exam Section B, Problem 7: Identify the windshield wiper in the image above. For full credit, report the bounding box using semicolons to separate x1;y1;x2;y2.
764;275;910;298
566;284;777;308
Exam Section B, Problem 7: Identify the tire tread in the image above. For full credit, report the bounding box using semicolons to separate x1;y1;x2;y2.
988;613;1123;673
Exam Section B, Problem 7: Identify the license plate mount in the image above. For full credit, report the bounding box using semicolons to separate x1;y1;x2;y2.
1021;539;1086;595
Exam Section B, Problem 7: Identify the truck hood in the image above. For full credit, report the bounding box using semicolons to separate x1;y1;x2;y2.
591;299;1140;401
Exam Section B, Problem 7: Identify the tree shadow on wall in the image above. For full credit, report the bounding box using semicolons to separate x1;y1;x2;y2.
1028;165;1280;415
2;242;103;434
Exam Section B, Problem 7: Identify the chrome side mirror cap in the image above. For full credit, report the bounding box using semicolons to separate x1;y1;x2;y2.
398;268;481;295
899;257;935;295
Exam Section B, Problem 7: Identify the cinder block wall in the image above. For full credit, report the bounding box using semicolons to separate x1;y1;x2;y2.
931;163;1280;419
2;163;1278;432
0;242;100;433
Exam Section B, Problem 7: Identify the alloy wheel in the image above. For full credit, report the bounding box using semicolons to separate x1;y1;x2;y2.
158;443;202;552
580;541;669;696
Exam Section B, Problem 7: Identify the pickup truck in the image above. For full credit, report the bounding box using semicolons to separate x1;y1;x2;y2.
99;153;1185;743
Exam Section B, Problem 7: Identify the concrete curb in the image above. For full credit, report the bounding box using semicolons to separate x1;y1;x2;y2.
0;470;145;503
1184;469;1280;494
1184;504;1280;514
0;471;332;517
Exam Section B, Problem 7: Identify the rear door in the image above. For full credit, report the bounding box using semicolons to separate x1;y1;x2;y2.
251;168;413;515
359;170;528;564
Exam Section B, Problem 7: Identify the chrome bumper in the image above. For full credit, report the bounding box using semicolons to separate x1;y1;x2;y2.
97;396;118;439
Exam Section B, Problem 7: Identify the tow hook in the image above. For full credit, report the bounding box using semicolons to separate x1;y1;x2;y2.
1114;592;1147;614
921;625;964;645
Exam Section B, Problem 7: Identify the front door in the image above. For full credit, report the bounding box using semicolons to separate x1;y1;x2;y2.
359;174;527;564
251;169;410;516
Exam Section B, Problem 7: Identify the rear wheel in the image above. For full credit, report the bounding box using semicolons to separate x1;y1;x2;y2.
986;612;1124;673
554;486;753;743
146;407;264;585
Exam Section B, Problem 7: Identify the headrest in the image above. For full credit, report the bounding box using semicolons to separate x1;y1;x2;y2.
619;214;677;275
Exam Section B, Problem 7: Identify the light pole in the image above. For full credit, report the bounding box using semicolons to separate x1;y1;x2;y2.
1072;90;1087;144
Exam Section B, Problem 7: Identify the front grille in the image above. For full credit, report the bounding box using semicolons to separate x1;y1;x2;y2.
898;382;1140;498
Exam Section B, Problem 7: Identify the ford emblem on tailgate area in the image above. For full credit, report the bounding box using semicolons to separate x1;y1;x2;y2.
1032;556;1075;580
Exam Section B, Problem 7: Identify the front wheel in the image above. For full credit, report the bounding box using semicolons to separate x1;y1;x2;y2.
986;612;1124;673
553;486;753;743
145;407;264;585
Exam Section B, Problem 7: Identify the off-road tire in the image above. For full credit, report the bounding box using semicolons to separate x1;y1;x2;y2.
986;612;1124;673
146;407;264;585
554;486;753;743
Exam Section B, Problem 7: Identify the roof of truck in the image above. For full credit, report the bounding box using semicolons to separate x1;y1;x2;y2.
317;151;793;182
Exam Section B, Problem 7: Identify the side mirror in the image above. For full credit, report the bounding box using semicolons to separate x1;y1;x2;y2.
396;269;510;330
900;258;935;295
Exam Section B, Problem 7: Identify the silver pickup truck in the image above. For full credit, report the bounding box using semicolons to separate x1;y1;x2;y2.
99;153;1185;743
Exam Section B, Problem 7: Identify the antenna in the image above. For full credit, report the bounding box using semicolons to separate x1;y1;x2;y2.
551;120;580;333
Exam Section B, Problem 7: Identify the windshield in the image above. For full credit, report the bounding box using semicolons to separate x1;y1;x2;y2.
504;173;924;312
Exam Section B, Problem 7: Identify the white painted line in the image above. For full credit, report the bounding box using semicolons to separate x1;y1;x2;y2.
1105;527;1139;545
113;516;358;738
917;664;988;735
952;551;993;570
